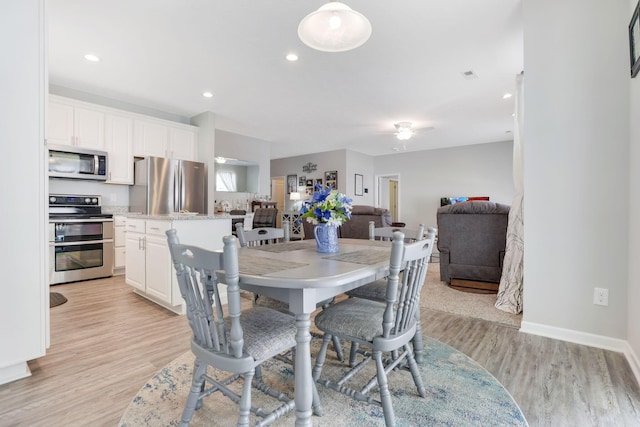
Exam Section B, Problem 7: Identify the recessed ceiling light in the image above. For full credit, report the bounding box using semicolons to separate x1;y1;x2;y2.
202;91;213;98
286;53;299;62
84;54;100;62
503;93;513;99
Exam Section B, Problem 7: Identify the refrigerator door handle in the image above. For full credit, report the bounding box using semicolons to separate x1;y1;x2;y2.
174;164;181;212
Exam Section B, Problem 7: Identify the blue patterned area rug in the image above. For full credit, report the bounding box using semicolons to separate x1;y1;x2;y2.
120;337;528;426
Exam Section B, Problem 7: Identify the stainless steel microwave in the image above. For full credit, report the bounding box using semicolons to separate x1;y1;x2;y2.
48;144;108;181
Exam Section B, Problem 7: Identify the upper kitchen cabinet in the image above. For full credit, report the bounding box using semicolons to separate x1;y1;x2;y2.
133;118;197;161
48;97;105;150
105;114;134;184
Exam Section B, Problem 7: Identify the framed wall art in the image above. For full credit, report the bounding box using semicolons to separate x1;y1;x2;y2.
631;0;640;78
287;174;297;194
354;174;363;196
324;170;337;189
299;175;306;187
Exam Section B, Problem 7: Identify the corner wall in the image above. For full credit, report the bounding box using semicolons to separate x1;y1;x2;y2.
522;0;630;343
627;0;640;383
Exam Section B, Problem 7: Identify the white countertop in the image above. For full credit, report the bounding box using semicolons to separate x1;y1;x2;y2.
124;213;242;221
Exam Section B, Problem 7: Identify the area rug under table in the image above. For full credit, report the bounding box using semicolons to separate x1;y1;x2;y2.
119;337;527;426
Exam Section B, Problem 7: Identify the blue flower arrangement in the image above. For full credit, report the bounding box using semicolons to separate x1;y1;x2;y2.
300;183;353;226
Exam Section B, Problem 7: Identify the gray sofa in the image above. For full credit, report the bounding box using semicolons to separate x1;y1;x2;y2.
302;205;392;240
436;201;510;283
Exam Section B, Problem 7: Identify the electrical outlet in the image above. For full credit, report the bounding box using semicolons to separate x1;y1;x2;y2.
594;288;609;306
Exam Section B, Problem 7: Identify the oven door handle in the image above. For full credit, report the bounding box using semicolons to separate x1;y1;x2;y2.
49;218;114;224
50;239;114;247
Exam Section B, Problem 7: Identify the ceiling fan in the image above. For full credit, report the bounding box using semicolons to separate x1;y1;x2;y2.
390;122;435;152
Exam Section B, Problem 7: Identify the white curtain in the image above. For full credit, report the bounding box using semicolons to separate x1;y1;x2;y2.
216;171;237;192
495;72;524;314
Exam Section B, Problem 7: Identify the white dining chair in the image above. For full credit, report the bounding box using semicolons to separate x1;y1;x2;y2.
312;231;433;427
166;229;297;426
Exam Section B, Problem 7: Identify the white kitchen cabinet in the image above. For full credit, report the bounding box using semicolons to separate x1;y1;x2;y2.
124;217;231;314
124;218;146;290
105;114;134;184
133;119;197;161
113;215;127;274
168;126;197;160
47;98;105;150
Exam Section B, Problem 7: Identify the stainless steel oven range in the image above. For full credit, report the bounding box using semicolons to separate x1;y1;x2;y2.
49;194;114;285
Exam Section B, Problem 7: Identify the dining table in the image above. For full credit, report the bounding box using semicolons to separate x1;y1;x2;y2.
234;238;393;427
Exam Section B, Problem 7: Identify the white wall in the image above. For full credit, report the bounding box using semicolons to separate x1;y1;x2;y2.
214;130;271;210
522;0;630;341
191;111;216;214
374;141;514;230
271;150;348;210
48;179;129;207
345;150;375;206
627;0;640;381
0;0;48;384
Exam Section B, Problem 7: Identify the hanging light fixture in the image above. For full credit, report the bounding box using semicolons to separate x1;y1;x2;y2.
394;122;414;141
298;2;372;52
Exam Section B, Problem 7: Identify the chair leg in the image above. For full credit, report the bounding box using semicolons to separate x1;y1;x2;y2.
312;334;332;382
405;344;426;398
181;361;207;426
412;312;425;364
373;350;396;427
349;342;359;367
238;369;255;427
331;335;344;362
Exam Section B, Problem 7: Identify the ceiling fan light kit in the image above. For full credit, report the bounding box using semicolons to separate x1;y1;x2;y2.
298;1;372;52
394;121;414;140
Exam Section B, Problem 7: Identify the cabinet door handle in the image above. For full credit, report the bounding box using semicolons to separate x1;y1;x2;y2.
149;227;160;231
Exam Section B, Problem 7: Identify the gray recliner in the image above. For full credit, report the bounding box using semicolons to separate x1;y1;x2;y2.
437;201;510;283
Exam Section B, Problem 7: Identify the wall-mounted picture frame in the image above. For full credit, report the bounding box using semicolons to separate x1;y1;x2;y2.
305;178;314;187
354;174;363;196
631;0;640;78
313;178;323;188
287;174;297;194
299;175;306;186
324;170;337;190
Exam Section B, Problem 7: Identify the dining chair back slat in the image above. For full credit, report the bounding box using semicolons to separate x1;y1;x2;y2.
236;221;290;246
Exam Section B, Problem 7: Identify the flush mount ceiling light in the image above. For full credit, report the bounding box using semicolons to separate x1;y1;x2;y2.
84;53;100;62
202;91;213;98
394;122;414;141
298;1;372;53
214;157;227;164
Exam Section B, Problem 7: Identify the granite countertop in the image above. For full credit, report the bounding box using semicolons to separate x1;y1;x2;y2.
123;213;242;221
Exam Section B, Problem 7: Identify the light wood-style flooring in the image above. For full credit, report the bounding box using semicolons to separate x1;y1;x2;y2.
0;275;639;426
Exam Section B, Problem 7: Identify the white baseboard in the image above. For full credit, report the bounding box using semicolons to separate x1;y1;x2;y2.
0;361;31;386
520;321;628;352
520;321;640;386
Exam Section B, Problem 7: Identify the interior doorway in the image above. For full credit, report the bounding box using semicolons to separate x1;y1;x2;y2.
376;174;400;222
271;177;285;228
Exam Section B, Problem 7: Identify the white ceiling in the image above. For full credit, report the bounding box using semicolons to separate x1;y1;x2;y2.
48;0;523;159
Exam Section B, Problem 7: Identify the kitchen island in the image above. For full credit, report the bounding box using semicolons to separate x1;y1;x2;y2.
124;214;234;314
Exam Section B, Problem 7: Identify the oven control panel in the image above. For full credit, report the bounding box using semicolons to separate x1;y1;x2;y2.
49;194;101;207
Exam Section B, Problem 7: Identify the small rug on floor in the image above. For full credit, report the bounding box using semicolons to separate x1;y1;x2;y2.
422;262;522;328
119;337;527;426
50;292;67;308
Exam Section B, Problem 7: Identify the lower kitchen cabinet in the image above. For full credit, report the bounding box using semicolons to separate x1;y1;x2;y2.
113;215;126;274
124;216;231;314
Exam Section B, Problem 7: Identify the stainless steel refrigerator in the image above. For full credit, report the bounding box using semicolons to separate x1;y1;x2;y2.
129;157;207;215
